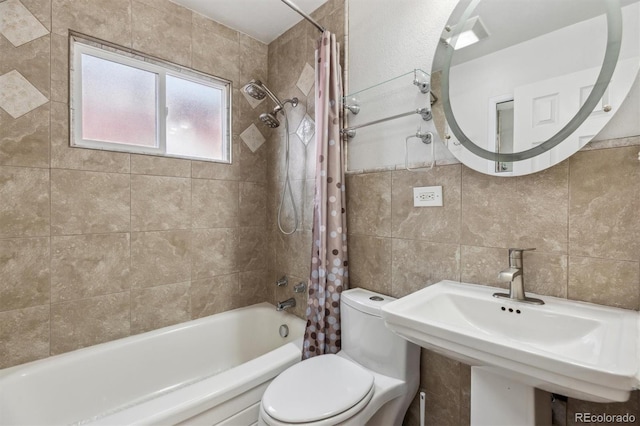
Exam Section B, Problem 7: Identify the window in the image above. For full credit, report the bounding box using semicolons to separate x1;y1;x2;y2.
70;35;231;163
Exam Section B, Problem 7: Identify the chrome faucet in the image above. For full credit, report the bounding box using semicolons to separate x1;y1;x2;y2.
276;297;296;311
493;248;544;305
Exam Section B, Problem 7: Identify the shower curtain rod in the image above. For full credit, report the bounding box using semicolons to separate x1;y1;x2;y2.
280;0;326;33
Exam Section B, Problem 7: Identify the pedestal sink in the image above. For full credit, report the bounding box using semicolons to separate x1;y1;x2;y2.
381;281;639;425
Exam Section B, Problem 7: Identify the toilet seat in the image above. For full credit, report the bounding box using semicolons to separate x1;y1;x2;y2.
261;354;375;424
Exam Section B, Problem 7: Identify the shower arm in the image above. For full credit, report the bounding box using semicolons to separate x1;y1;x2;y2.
280;0;326;33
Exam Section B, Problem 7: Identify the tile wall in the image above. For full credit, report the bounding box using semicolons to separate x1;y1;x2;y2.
346;140;640;425
0;0;274;368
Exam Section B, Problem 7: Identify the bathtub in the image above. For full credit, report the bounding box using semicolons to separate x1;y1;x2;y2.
0;303;305;426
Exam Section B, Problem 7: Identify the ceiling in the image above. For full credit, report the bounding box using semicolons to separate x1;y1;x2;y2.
169;0;328;44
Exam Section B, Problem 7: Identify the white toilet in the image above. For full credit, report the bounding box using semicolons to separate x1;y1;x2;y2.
259;288;420;426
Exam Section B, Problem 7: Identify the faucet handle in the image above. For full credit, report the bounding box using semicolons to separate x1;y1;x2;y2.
507;248;535;268
508;248;536;258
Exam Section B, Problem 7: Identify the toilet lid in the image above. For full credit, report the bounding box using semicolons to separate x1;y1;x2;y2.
262;354;375;423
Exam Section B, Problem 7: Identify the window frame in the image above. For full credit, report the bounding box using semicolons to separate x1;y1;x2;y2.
70;34;232;164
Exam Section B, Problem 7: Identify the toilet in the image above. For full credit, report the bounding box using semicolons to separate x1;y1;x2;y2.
259;288;420;426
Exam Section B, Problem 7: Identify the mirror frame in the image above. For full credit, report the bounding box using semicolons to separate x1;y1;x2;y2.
439;0;623;162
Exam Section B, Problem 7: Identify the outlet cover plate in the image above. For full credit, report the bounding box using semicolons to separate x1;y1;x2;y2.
413;186;443;207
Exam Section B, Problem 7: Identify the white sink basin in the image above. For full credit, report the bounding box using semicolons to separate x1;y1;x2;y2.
381;280;640;402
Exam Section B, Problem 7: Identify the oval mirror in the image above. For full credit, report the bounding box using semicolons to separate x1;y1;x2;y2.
431;0;640;176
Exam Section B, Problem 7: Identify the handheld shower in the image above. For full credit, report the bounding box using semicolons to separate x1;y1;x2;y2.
243;79;301;235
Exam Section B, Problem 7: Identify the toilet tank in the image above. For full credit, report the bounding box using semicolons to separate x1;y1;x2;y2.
340;288;419;381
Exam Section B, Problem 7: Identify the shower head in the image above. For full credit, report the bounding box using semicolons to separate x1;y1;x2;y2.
243;79;284;109
243;79;268;101
260;112;281;128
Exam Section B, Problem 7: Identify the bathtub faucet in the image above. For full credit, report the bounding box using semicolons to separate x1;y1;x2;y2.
276;298;296;311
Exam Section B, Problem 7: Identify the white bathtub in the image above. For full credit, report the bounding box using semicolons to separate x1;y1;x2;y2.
0;303;305;426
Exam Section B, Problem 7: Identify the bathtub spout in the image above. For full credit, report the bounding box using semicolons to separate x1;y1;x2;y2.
276;298;296;311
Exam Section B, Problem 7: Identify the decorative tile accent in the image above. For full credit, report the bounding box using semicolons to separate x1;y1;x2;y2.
0;70;48;118
296;63;315;96
241;89;264;109
0;0;49;47
240;123;266;152
296;114;315;146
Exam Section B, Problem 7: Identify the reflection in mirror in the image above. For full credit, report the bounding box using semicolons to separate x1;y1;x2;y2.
495;100;514;173
432;0;640;176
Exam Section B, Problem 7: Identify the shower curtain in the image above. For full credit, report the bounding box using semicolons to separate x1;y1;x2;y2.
302;31;348;360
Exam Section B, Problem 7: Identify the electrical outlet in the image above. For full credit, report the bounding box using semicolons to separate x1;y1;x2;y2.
413;186;443;207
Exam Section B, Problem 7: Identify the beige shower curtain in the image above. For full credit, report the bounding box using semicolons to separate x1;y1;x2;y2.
302;31;348;360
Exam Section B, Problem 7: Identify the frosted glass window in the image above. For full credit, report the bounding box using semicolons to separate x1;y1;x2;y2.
166;75;223;159
81;54;157;147
70;36;231;163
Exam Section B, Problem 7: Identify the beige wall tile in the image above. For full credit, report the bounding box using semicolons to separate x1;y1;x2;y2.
237;131;268;185
0;237;50;312
568;256;640;310
192;179;238;229
191;141;241;181
134;0;191;22
0;35;50;99
238;269;272;307
239;182;267;227
131;282;190;334
348;234;392;296
50;292;130;354
461;167;519;248
191;274;240;318
0;166;50;238
239;34;268;86
0;104;49;168
514;161;569;253
51;233;130;302
460;245;507;289
130;154;191;178
421;349;461;404
420;349;463;426
191;228;238;280
346;172;391;237
237;227;268;272
525;251;568;298
391;239;460;298
131;175;190;231
50;102;131;173
131;0;191;67
52;0;132;46
22;0;52;31
192;23;239;84
391;165;461;243
131;230;190;289
51;169;130;235
569;146;640;261
274;230;312;279
50;33;68;103
0;305;50;369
